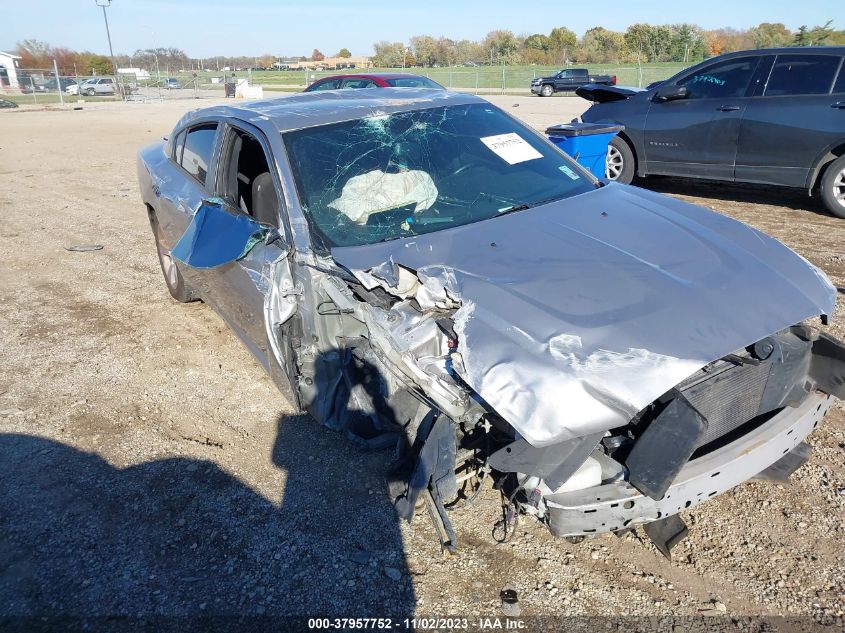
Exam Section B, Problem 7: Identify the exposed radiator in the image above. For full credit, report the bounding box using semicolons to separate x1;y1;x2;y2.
679;360;773;448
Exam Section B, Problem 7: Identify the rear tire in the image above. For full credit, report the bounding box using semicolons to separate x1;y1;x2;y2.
820;155;845;219
606;136;635;184
150;214;198;303
540;84;554;97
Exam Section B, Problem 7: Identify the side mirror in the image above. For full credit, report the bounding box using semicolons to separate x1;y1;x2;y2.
654;85;689;102
171;199;275;269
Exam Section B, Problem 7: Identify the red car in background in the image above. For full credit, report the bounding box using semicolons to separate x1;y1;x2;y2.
304;73;444;92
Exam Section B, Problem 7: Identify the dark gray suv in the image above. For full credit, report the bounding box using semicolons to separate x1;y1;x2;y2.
579;47;845;218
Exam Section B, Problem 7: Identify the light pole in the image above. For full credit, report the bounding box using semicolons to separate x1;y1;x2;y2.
94;0;118;76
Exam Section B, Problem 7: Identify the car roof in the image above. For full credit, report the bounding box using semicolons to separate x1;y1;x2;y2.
316;72;435;81
174;88;484;133
717;46;845;57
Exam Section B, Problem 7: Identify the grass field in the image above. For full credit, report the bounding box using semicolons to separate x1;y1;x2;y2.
172;62;690;92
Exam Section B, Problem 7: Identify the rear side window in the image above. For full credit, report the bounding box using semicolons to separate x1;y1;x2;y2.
307;79;340;91
385;77;442;88
678;57;759;99
340;78;377;89
181;124;218;185
765;54;840;96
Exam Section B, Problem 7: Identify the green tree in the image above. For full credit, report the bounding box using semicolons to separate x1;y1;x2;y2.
410;35;437;66
523;33;551;52
77;52;113;75
372;41;407;67
548;27;577;62
577;27;624;63
624;23;655;62
749;22;792;48
454;39;485;65
669;24;704;62
336;48;352;58
794;20;835;46
482;30;520;64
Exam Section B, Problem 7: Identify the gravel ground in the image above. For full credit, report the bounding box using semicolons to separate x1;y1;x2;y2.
0;95;843;629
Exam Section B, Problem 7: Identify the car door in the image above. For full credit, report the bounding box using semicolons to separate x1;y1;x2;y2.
735;53;844;187
202;121;297;368
156;121;222;293
555;70;580;90
643;55;762;179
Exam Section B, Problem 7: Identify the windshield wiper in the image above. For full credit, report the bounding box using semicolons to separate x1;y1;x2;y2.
497;195;566;218
496;203;530;217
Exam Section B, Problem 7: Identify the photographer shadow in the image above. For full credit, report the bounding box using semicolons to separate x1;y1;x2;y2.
0;410;415;618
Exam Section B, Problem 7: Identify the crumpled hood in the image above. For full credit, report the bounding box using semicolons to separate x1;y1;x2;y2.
332;184;836;446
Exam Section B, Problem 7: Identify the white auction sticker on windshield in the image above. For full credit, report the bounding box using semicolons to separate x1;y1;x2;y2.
480;133;543;165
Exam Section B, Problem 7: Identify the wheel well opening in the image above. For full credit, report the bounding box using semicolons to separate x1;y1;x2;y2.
811;143;845;190
614;131;638;170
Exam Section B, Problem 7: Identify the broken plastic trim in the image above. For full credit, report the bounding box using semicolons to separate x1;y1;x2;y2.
171;199;273;269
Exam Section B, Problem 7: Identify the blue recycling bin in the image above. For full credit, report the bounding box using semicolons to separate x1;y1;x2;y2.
545;122;624;179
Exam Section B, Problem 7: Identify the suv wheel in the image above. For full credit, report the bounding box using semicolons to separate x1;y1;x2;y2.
605;136;635;184
540;84;554;97
85;88;96;96
820;155;845;219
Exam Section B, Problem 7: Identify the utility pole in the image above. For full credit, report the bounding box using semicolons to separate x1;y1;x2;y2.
94;0;118;76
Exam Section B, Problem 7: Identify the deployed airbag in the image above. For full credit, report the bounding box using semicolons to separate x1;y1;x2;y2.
328;169;437;224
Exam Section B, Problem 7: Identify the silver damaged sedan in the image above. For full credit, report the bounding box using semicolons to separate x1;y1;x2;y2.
137;89;845;555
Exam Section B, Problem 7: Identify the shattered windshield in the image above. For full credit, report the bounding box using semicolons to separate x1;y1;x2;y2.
283;103;595;250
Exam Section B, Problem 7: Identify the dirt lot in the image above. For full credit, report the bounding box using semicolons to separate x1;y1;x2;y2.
0;95;843;627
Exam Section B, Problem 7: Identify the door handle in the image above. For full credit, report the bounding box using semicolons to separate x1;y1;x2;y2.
717;105;741;112
831;101;845;109
152;184;161;197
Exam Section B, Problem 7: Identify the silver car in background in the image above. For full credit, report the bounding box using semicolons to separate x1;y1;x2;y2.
137;89;845;555
67;77;116;96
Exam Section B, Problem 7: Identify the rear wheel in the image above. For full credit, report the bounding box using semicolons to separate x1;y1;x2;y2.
150;215;198;302
820;155;845;219
540;84;554;97
605;136;635;184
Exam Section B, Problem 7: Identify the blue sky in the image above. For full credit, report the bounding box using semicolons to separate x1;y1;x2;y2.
3;0;839;58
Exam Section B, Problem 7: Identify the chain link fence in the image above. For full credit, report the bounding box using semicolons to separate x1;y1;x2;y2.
237;63;687;94
1;62;688;105
0;66;238;105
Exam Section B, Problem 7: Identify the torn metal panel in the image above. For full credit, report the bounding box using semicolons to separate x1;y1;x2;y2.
394;413;458;523
332;183;836;446
809;332;845;399
488;433;604;491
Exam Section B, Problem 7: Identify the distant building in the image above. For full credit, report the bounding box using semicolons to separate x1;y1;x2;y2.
280;56;372;70
118;67;151;80
0;51;22;89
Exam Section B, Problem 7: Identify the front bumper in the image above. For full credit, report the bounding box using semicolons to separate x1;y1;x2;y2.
530;84;541;94
546;391;833;537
